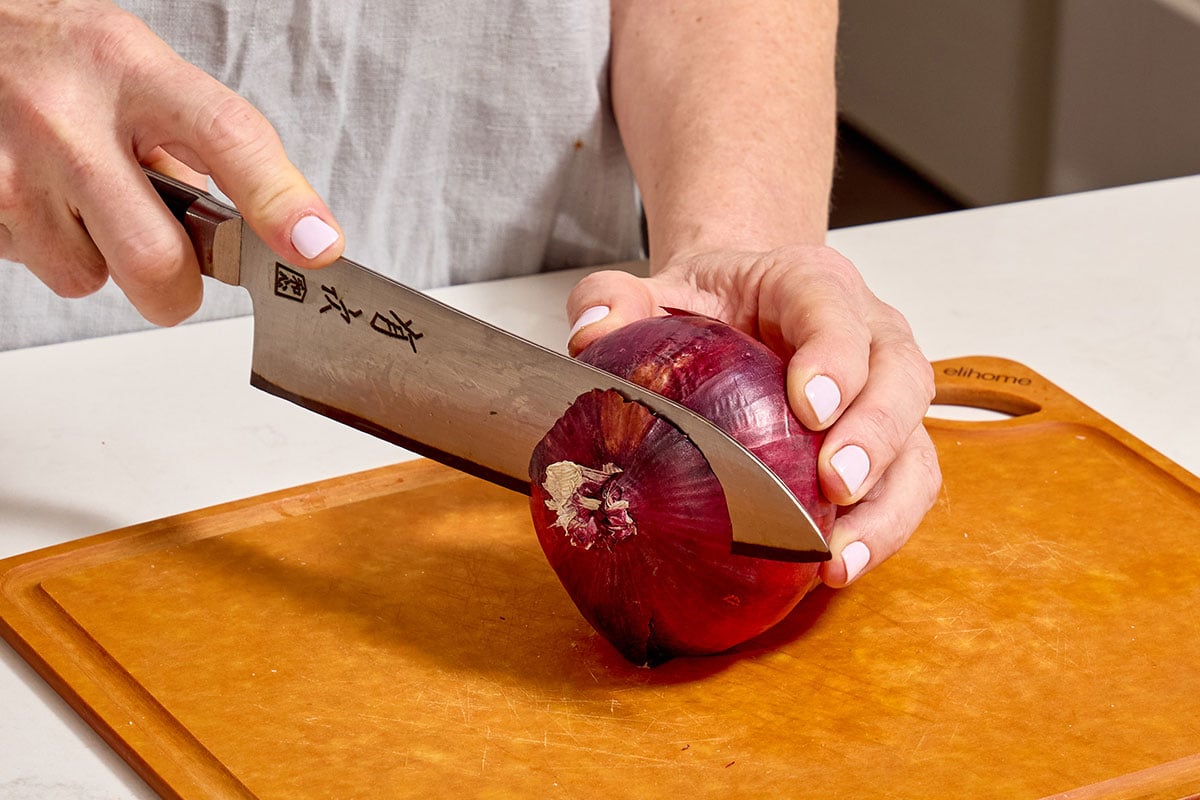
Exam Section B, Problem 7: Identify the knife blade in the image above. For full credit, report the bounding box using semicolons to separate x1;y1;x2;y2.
147;169;830;562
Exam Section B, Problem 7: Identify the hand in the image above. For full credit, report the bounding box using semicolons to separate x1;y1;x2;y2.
0;0;342;325
566;246;942;587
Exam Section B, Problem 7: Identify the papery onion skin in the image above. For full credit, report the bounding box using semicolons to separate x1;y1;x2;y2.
529;312;837;666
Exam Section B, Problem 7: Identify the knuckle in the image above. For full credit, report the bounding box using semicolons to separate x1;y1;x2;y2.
49;264;108;299
878;508;913;554
0;156;17;208
109;226;185;291
905;348;937;406
1;201;110;299
875;327;937;407
198;93;278;167
27;247;108;298
856;403;907;462
871;298;918;339
59;152;103;198
916;439;944;507
90;7;153;61
850;498;910;562
806;261;862;301
764;247;862;300
195;94;301;222
568;270;619;312
108;226;202;326
818;253;869;297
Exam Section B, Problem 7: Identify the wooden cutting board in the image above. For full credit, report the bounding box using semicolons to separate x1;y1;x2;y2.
3;356;1200;800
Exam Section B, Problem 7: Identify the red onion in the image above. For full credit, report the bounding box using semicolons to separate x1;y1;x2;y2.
529;312;836;666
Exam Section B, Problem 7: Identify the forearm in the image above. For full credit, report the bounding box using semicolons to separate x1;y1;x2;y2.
610;0;838;266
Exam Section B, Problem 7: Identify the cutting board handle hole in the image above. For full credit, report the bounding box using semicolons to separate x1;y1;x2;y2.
926;403;1018;422
926;386;1041;422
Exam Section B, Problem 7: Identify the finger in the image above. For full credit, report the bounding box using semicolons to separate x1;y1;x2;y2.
759;255;873;431
784;311;870;432
6;179;109;299
565;269;666;355
820;426;942;587
141;63;343;267
73;157;204;326
818;316;936;505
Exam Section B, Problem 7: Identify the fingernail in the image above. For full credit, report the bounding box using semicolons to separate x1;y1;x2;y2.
841;540;871;584
831;444;870;495
804;374;841;425
291;215;339;259
568;305;610;339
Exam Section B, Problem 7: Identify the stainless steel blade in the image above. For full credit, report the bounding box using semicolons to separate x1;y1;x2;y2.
150;170;830;562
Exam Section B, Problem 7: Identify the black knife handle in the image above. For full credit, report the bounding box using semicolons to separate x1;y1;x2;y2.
144;169;243;285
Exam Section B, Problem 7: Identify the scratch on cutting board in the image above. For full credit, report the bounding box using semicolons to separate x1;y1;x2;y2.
908;729;931;760
933;626;990;644
946;722;962;749
508;736;681;767
908;721;963;764
985;537;1086;573
1026;618;1085;670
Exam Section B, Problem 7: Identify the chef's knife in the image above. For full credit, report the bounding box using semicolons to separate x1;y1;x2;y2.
147;170;830;562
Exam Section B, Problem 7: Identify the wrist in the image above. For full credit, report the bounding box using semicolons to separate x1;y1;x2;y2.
648;223;830;277
644;198;830;273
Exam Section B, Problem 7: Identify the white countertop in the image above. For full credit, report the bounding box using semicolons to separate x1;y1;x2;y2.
3;175;1199;797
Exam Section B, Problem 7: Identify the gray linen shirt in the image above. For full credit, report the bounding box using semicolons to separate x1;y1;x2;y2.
1;0;641;349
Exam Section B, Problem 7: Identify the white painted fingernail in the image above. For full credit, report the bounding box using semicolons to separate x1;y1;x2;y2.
291;215;339;259
841;540;871;584
568;305;610;340
804;374;841;425
831;444;870;495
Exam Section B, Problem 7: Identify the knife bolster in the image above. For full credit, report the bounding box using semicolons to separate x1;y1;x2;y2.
183;199;242;287
145;169;243;287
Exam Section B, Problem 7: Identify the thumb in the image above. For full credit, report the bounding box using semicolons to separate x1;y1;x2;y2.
565;269;661;356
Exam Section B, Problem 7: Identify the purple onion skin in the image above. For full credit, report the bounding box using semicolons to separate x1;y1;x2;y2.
529;313;836;666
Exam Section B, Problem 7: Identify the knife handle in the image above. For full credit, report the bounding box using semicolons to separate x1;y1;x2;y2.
144;169;243;287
